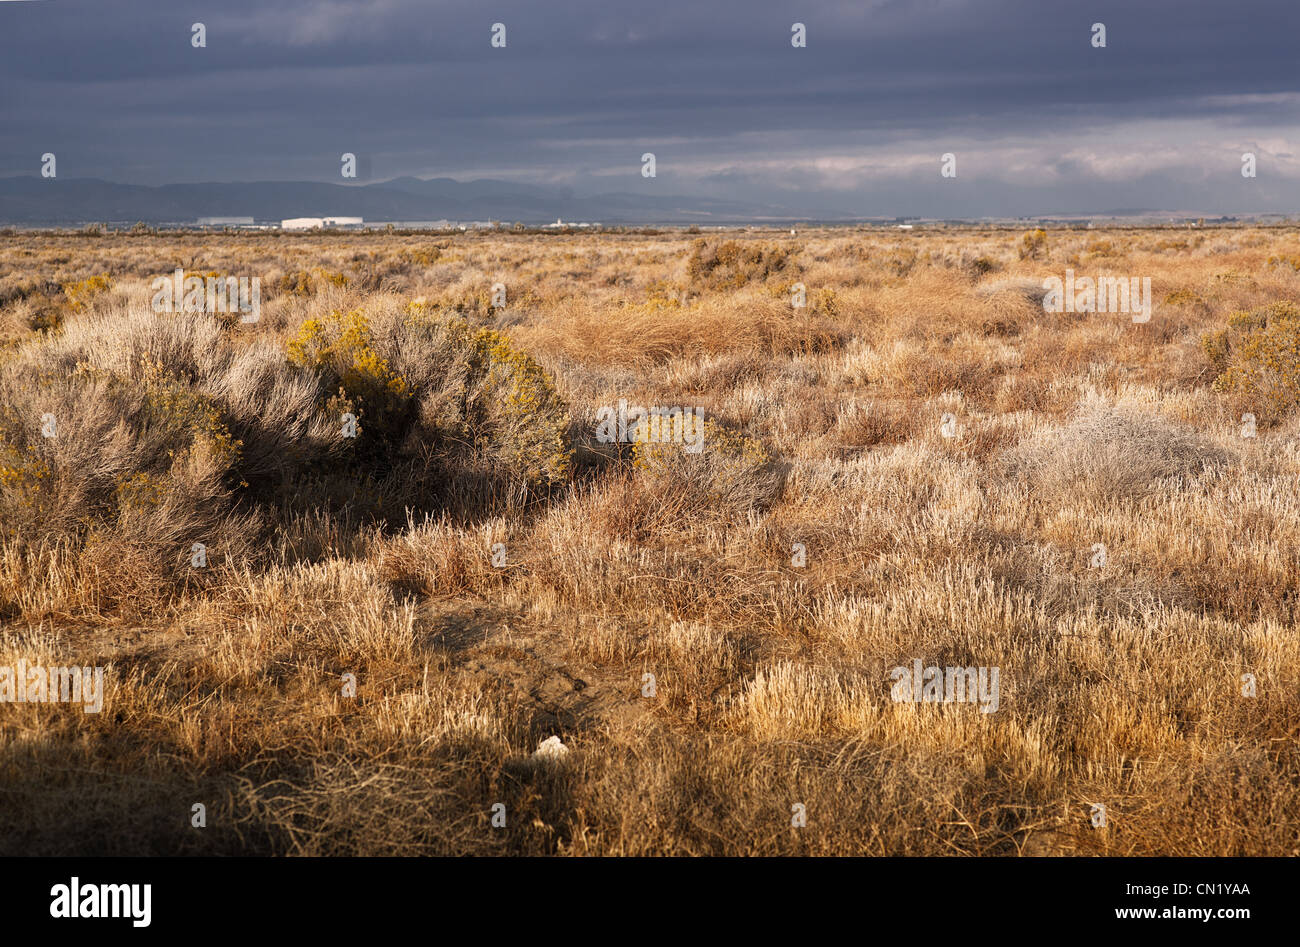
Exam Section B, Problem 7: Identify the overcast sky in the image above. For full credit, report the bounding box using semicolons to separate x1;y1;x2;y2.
1;0;1298;216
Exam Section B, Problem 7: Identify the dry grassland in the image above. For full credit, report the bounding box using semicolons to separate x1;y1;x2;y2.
1;225;1297;855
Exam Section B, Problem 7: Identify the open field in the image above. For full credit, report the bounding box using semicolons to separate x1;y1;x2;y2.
1;225;1298;855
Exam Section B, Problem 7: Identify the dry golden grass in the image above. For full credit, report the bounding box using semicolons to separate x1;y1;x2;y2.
1;226;1298;856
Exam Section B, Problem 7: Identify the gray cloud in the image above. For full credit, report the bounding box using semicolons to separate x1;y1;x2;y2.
1;0;1298;215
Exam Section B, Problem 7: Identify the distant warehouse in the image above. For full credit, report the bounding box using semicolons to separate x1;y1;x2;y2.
281;216;364;230
197;217;255;227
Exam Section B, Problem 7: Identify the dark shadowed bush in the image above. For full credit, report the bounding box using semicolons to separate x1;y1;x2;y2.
0;300;574;618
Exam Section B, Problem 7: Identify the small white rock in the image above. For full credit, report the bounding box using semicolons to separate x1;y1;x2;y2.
532;735;569;762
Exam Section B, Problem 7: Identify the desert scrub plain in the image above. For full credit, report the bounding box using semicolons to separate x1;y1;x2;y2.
0;225;1297;856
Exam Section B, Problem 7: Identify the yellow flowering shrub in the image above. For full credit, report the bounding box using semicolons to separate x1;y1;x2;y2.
1164;288;1203;307
399;246;442;267
133;357;243;472
290;305;573;489
287;309;412;446
1204;301;1300;424
465;326;572;485
1019;229;1047;260
276;269;349;298
62;274;113;312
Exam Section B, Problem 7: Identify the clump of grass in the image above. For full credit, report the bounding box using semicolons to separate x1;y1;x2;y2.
632;417;782;511
686;239;798;289
1006;399;1231;504
975;277;1048;305
1164;288;1203;307
276;269;349;298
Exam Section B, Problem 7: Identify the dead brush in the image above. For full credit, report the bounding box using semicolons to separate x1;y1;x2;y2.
835;398;915;450
685;238;799;290
1005;398;1234;504
522;292;842;368
631;417;784;513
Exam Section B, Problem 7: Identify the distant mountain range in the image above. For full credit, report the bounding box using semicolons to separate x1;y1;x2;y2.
0;175;806;226
0;175;1276;227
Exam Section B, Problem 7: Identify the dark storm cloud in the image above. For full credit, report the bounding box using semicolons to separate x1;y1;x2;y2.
1;0;1298;214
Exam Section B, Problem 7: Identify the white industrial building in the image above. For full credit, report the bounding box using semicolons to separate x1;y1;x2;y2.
542;218;600;229
280;216;364;230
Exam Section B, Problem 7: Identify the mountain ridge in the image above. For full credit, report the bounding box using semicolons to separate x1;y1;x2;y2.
0;175;799;225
